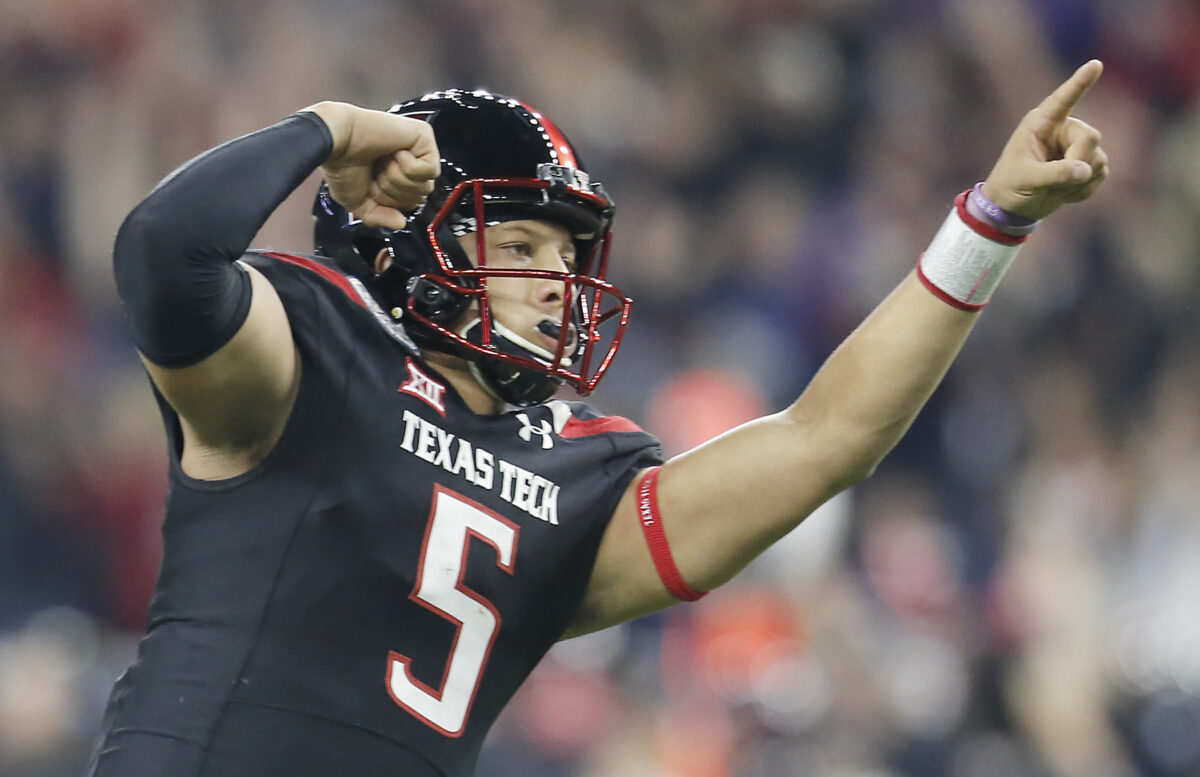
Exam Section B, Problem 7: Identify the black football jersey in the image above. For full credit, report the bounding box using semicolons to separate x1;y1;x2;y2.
89;251;663;777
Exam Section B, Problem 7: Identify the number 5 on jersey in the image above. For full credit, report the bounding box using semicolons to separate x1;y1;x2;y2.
386;486;520;736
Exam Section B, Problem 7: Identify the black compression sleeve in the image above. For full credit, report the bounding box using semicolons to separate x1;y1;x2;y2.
113;112;333;367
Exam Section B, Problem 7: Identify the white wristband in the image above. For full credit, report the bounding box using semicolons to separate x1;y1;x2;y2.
917;191;1027;311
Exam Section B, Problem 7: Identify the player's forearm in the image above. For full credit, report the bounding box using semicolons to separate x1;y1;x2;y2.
639;275;978;596
784;271;978;486
113;112;333;366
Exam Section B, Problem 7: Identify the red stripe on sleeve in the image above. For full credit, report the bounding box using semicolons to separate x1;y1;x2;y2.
262;252;366;308
560;414;643;438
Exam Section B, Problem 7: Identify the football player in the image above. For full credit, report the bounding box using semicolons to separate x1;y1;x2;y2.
90;62;1107;777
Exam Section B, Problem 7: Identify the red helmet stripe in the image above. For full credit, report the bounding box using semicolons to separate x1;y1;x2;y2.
396;110;437;123
520;102;579;168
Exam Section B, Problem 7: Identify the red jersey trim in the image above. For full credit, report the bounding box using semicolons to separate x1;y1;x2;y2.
560;414;643;439
262;251;366;308
635;467;707;603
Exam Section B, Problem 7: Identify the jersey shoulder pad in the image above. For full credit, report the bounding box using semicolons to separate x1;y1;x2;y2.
244;251;419;355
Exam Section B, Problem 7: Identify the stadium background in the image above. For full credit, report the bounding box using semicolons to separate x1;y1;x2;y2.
2;0;1200;775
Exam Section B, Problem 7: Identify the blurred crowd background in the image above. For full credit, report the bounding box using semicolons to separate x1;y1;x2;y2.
3;0;1200;775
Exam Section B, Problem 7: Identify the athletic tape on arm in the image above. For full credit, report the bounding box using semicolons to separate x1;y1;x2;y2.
916;191;1027;311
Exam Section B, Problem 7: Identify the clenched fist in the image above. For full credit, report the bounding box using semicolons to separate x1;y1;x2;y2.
304;101;442;230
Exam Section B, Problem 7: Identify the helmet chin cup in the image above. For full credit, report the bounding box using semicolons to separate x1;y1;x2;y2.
460;319;562;406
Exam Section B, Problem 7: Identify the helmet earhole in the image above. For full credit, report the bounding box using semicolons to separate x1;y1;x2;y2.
407;277;467;322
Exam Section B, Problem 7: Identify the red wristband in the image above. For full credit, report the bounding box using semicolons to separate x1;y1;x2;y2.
635;467;707;603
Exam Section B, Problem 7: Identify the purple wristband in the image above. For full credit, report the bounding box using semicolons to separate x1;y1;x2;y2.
968;182;1038;236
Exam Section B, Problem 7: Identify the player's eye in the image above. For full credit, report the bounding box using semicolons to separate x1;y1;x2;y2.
498;242;533;262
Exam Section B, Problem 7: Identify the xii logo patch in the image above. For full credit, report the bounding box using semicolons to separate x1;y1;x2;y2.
399;359;447;416
515;413;554;449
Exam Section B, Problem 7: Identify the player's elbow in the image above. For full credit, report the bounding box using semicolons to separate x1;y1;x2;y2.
819;452;877;496
843;453;882;487
113;206;163;297
113;178;231;287
786;409;893;493
816;421;903;492
112;198;190;282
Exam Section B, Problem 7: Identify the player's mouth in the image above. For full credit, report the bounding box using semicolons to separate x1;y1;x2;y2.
487;317;578;367
536;319;578;359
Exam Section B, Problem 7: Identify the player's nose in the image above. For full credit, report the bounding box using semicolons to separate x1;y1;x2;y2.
530;276;567;310
529;248;572;307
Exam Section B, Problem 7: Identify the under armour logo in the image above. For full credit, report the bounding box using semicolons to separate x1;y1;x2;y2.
399;359;447;416
515;413;554;449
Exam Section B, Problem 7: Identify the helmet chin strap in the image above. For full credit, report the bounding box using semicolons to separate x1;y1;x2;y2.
455;316;570;407
457;316;572;366
466;361;504;404
497;319;575;368
455;317;503;403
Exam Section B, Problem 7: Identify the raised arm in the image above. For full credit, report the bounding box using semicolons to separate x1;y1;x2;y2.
569;61;1109;634
114;102;438;478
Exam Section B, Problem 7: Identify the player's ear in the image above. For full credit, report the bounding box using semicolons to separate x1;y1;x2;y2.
374;248;392;274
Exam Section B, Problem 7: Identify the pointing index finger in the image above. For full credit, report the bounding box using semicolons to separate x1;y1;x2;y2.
1037;59;1103;122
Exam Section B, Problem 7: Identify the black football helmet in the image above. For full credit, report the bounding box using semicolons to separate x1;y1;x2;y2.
313;89;632;406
